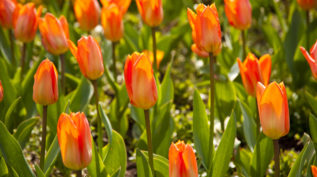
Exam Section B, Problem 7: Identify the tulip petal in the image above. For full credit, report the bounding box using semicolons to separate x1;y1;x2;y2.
300;46;317;78
259;54;272;86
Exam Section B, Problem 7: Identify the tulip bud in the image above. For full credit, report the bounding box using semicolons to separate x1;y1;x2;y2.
142;50;164;69
101;0;131;15
187;3;222;56
73;0;100;31
57;112;92;170
224;0;252;30
33;59;58;105
124;52;158;109
300;41;317;79
39;13;69;56
256;82;290;140
13;3;42;43
136;0;163;27
68;36;104;80
169;141;198;177
0;0;16;29
101;3;123;42
297;0;317;10
237;53;271;96
0;81;3;103
312;165;317;177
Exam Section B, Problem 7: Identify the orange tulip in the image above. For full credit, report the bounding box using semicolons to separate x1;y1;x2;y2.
237;53;271;96
101;3;123;42
300;41;317;79
57;112;92;170
256;82;289;140
13;3;42;42
39;13;69;56
143;50;164;69
224;0;252;30
312;165;317;177
124;52;158;109
169;141;198;177
187;3;222;56
136;0;163;27
68;36;104;80
0;0;16;29
33;59;58;105
297;0;317;10
101;0;131;15
191;44;209;58
0;81;3;103
73;0;100;31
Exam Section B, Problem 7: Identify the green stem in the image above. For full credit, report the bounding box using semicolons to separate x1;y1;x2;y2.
40;105;48;170
241;30;247;59
9;30;16;67
144;109;154;175
20;43;26;79
60;54;65;94
207;53;215;176
273;139;280;177
151;27;158;72
94;141;101;177
76;170;82;177
112;42;117;82
255;100;261;175
306;10;310;49
92;80;103;155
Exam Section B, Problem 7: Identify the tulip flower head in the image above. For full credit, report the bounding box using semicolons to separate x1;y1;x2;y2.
256;82;289;140
169;141;198;177
101;3;124;42
33;59;58;105
0;81;3;103
68;36;104;80
13;3;42;42
312;165;317;177
101;0;131;15
300;41;317;79
74;0;100;31
297;0;317;10
224;0;252;30
237;53;272;96
191;44;209;58
57;112;92;170
124;52;158;110
0;0;16;29
136;0;163;27
187;3;222;56
39;13;69;56
143;50;164;69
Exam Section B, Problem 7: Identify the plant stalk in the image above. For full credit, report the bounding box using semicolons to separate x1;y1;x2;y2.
306;10;310;49
241;30;247;59
9;30;16;67
144;109;154;175
92;80;103;155
112;42;117;82
151;27;158;72
60;54;65;94
40;105;48;170
20;43;26;79
76;170;82;177
273;139;280;177
255;100;261;175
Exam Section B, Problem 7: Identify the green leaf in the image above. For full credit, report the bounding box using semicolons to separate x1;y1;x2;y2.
14;117;39;148
88;141;108;177
235;148;252;177
35;165;45;177
99;104;113;144
0;155;8;177
44;136;60;174
309;114;317;143
251;136;273;177
305;91;317;115
70;76;93;112
212;109;237;177
136;149;153;177
0;121;35;177
193;89;210;169
141;151;169;177
4;97;21;131
158;60;174;106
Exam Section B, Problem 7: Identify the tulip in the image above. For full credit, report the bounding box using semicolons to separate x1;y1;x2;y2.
169;141;198;177
237;53;271;96
0;0;16;29
143;50;164;69
297;0;317;10
224;0;252;30
0;81;3;103
57;112;92;170
136;0;163;27
13;3;42;43
124;52;158;109
101;0;131;15
73;0;100;31
256;82;289;140
187;3;222;56
312;165;317;177
191;44;209;58
300;41;317;79
68;36;104;80
39;13;69;56
101;3;123;42
33;59;58;105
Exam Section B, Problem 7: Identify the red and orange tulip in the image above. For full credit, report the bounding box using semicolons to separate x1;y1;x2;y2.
0;81;3;103
39;13;69;56
136;0;163;27
13;3;42;42
33;59;58;105
73;0;100;31
237;53;271;96
191;44;209;58
256;82;289;140
57;112;92;170
187;3;222;56
297;0;317;10
0;0;16;29
169;141;198;177
224;0;252;30
124;52;158;109
101;3;123;42
101;0;131;15
68;36;104;81
312;165;317;177
300;41;317;79
143;50;164;69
